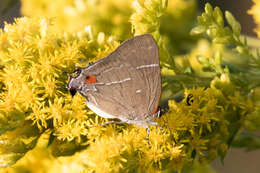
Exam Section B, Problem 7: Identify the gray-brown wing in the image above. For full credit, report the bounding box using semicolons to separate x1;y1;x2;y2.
83;34;161;121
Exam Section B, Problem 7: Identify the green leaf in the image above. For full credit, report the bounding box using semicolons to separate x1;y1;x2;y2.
213;7;224;27
232;133;260;151
225;11;241;38
197;16;204;25
236;46;246;54
205;3;213;15
0;121;41;167
197;56;210;65
162;0;168;11
183;67;193;74
190;26;206;35
0;153;25;168
50;137;87;157
213;36;232;44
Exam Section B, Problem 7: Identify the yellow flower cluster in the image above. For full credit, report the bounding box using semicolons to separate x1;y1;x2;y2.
21;0;133;39
0;0;258;172
21;0;197;49
0;17;120;168
160;75;253;164
249;0;260;37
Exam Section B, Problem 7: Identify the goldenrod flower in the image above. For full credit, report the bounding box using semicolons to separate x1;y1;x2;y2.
0;1;259;172
249;0;260;37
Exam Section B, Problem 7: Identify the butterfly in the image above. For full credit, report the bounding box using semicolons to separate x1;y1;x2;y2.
67;34;161;141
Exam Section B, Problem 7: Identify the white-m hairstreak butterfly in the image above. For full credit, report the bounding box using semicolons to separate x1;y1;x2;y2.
67;34;161;140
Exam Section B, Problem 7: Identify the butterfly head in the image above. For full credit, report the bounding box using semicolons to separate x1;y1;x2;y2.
67;64;97;97
67;67;82;97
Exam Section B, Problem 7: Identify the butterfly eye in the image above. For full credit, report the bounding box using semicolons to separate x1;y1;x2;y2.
186;94;194;106
71;67;81;78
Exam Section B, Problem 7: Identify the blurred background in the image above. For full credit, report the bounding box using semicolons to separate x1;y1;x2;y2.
0;0;257;36
0;0;259;172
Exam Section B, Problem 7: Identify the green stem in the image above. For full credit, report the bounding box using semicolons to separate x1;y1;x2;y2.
163;74;212;87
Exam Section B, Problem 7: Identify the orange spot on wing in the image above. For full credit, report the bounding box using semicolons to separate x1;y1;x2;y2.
152;104;159;115
152;89;161;115
85;75;97;83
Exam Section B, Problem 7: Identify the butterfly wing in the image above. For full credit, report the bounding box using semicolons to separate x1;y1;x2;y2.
79;34;161;122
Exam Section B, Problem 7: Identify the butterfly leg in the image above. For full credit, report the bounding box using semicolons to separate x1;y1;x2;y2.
146;126;151;146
